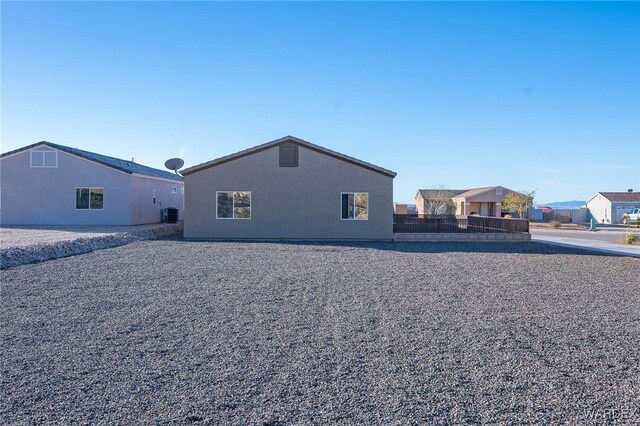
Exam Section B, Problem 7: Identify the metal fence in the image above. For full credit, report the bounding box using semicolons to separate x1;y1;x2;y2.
393;215;529;234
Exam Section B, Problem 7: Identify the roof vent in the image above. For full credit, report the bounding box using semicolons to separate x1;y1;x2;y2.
279;143;298;167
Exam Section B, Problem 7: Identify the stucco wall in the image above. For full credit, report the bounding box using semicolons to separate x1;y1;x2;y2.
587;196;612;224
184;145;394;240
129;176;184;225
571;207;589;223
464;187;509;203
1;148;132;225
415;194;426;215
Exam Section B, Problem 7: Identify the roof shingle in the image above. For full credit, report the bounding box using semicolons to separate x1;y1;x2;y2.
599;192;640;202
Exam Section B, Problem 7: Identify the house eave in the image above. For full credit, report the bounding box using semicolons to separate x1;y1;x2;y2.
181;136;397;178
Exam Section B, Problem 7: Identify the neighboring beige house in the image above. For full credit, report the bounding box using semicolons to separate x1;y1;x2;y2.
0;141;184;225
416;186;526;217
182;136;397;240
586;191;640;224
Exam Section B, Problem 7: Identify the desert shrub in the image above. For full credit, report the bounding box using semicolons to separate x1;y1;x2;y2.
550;220;561;229
624;232;639;245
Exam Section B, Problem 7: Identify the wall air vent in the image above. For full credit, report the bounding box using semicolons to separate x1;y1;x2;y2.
279;143;299;167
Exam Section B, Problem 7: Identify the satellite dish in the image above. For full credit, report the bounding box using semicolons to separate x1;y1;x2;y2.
164;158;184;175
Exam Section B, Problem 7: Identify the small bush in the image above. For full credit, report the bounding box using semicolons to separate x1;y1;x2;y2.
624;232;639;245
550;220;561;229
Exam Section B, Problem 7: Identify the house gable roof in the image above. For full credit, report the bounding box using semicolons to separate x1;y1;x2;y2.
454;186;529;200
452;186;501;199
1;141;183;182
180;136;397;178
417;186;527;201
597;192;640;202
416;189;467;200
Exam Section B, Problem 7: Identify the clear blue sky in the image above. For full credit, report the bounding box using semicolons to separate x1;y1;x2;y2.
2;1;639;204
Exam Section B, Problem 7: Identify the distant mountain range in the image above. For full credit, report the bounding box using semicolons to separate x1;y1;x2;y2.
535;200;586;209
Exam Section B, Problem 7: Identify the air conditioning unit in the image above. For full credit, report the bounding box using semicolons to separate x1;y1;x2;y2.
163;207;179;223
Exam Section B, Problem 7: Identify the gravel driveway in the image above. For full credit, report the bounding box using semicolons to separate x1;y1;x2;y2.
1;241;639;424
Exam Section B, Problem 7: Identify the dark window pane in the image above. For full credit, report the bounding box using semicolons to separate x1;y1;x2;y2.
342;193;350;219
90;188;104;209
217;192;233;218
76;188;89;209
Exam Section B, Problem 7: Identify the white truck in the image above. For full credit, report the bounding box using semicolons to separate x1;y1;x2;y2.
622;208;640;225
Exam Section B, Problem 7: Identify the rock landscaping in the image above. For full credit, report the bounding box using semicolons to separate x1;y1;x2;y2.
1;241;639;424
0;223;182;269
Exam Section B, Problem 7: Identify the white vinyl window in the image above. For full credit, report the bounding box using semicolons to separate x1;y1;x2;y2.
217;191;251;219
30;150;58;168
76;188;104;210
341;192;368;220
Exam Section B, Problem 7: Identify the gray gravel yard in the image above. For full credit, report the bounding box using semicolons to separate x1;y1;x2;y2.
1;241;639;425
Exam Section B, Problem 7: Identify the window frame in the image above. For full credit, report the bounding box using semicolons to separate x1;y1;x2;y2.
340;192;369;221
216;191;252;220
30;150;58;168
75;187;104;210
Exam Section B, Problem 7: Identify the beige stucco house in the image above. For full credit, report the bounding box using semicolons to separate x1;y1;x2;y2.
416;186;525;217
0;141;184;225
182;136;396;240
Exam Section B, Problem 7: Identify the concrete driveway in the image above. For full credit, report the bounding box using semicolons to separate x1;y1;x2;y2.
531;228;640;257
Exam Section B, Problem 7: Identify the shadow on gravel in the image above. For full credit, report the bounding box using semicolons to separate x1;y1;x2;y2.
165;238;624;257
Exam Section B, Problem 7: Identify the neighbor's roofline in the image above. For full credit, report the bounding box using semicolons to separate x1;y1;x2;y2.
451;186;500;199
181;135;397;178
587;192;614;203
589;191;640;202
1;141;136;175
1;141;183;182
451;186;528;200
586;193;600;204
